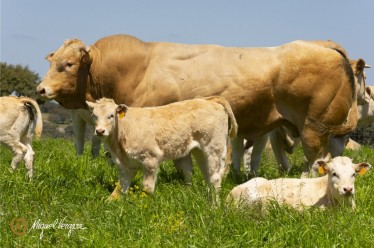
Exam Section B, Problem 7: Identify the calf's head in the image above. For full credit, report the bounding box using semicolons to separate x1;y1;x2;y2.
37;39;91;109
86;98;128;138
313;156;371;206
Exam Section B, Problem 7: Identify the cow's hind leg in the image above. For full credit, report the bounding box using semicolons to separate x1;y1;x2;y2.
231;136;245;178
245;134;269;177
2;136;28;171
193;149;223;205
20;134;35;179
174;154;193;185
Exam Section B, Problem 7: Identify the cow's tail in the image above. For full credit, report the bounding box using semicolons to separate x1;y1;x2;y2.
205;96;238;176
306;99;358;137
206;96;238;138
330;99;358;136
22;98;43;139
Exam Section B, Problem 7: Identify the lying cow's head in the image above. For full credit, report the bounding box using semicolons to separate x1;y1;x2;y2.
86;98;128;139
37;39;91;108
313;156;371;206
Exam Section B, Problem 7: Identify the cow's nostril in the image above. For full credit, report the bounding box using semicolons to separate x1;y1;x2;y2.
96;129;105;136
343;187;353;193
38;88;46;95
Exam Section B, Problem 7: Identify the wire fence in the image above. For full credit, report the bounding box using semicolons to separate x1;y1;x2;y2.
350;124;374;148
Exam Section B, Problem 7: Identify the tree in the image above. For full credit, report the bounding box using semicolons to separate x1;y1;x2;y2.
0;62;41;99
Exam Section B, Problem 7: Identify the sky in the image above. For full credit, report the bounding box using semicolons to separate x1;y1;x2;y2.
1;1;373;86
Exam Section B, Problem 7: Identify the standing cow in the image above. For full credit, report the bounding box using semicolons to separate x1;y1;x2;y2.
87;96;237;202
36;35;357;176
244;60;372;176
0;96;43;179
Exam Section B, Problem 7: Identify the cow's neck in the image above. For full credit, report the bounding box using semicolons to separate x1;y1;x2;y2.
85;41;150;106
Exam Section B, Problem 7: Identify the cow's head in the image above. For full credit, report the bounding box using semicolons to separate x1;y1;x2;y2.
37;39;91;109
313;156;371;207
86;98;128;139
357;86;374;126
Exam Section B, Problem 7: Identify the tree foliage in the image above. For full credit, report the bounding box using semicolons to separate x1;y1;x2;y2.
0;62;41;99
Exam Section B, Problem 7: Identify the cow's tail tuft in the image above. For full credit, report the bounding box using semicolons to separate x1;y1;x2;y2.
205;96;238;177
306;99;358;137
22;98;43;139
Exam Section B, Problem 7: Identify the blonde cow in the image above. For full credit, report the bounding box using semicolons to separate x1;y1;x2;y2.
87;96;237;202
243;60;373;176
227;156;371;210
37;35;357;177
0;96;43;179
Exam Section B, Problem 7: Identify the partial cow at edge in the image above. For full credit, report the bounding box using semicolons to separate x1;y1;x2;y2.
87;96;237;204
0;96;43;179
243;59;373;177
227;156;371;211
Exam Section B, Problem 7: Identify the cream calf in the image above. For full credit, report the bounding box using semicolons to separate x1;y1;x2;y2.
227;156;371;210
0;96;43;179
87;97;237;202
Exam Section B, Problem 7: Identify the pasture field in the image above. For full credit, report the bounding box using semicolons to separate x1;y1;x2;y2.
0;138;373;247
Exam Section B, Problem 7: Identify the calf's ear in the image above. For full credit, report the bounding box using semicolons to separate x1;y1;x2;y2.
45;53;54;62
116;104;128;119
86;101;95;111
355;162;371;176
312;160;328;175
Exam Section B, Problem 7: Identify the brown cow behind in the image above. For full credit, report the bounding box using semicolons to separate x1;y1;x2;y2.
37;35;357;175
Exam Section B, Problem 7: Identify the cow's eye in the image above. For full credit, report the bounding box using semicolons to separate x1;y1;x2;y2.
65;62;74;68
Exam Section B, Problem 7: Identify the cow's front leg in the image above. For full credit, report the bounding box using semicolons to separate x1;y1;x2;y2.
142;158;160;194
108;165;137;201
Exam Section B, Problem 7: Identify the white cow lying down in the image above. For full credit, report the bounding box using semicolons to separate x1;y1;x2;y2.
0;96;43;179
87;96;237;202
227;156;371;210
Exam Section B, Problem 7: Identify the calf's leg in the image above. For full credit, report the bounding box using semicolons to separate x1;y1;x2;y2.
174;154;193;185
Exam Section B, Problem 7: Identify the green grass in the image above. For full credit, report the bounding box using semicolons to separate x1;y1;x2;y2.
0;138;373;247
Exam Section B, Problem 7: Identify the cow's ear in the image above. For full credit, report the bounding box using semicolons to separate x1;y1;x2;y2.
312;160;328;175
45;53;54;62
355;59;366;75
116;104;128;119
366;86;372;97
86;101;95;111
354;162;371;176
79;45;91;64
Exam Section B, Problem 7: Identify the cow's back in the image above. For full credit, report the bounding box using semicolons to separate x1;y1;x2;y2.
119;99;228;160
